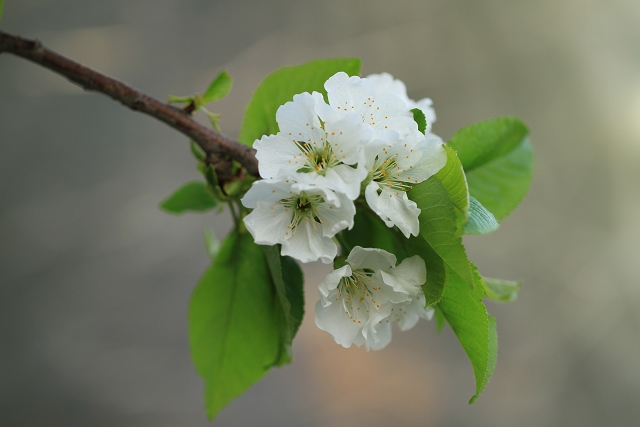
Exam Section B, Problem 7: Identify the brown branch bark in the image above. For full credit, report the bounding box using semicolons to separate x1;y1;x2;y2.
0;30;259;179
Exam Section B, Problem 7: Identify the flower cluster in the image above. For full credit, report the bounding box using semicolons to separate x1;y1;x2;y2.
315;246;433;350
241;72;447;263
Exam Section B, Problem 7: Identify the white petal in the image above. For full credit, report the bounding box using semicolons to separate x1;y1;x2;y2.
326;73;416;137
398;135;446;182
376;187;421;238
298;166;364;201
276;92;326;147
281;220;337;264
360;138;394;171
314;299;362;348
365;181;394;227
242;202;290;246
366;72;437;134
393;300;421;331
317;193;355;236
394;293;435;331
324;165;366;200
241;178;292;208
325;72;373;112
356;319;393;351
366;72;410;104
346;246;396;271
360;93;417;137
254;134;304;179
290;178;341;206
318;265;351;302
379;255;426;297
323;112;372;165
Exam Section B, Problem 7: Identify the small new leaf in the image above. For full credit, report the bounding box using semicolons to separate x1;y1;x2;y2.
160;181;219;214
202;70;233;104
464;196;499;235
483;277;521;302
190;140;206;161
203;109;222;131
411;108;427;134
199;165;228;201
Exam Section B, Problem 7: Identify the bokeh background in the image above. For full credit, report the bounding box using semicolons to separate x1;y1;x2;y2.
2;0;640;426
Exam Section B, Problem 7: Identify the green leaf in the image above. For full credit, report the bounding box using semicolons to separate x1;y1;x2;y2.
262;246;305;365
202;164;218;188
338;207;407;259
0;0;5;25
411;108;427;134
239;58;361;146
433;305;446;332
483;277;521;302
447;117;533;221
197;164;228;201
189;230;280;420
281;255;305;337
403;236;446;306
448;117;528;171
202;70;233;103
339;208;446;306
435;145;469;228
466;139;533;221
408;177;475;288
472;315;498;404
438;263;493;403
160;181;219;214
203;229;220;260
464;196;499;235
190;140;206;161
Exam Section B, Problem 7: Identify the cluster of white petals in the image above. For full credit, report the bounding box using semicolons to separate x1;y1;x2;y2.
242;71;447;263
315;246;433;350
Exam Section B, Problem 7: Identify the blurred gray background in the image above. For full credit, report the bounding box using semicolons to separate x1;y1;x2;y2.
2;0;640;426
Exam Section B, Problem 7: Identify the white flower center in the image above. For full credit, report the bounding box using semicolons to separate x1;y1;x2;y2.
371;153;414;192
280;192;325;236
337;268;384;324
294;140;340;176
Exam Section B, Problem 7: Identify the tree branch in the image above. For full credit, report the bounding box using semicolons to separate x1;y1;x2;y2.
0;30;259;179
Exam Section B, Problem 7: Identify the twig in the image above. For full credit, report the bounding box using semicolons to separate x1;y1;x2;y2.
0;30;259;178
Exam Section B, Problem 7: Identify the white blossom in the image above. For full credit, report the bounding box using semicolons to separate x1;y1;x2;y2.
314;247;427;348
254;92;370;200
322;72;420;140
354;291;435;351
365;72;437;134
362;133;447;238
241;176;355;264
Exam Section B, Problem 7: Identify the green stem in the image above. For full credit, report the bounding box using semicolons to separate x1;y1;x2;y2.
228;200;240;228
